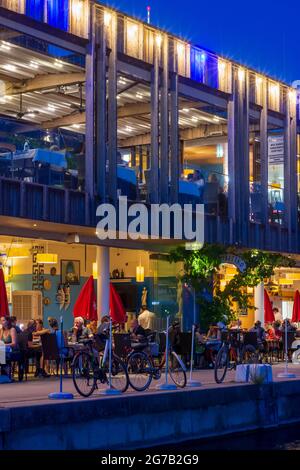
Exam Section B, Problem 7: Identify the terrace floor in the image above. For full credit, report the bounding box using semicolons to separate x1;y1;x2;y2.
1;363;300;408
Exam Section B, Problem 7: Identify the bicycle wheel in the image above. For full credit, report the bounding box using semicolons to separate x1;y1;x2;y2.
169;353;187;388
103;354;129;393
72;352;96;397
127;351;153;392
214;345;229;384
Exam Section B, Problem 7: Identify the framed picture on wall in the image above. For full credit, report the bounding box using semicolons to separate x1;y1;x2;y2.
61;260;80;285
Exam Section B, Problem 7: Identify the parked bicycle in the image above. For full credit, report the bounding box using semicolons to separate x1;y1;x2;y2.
72;336;129;397
214;330;258;384
126;331;187;391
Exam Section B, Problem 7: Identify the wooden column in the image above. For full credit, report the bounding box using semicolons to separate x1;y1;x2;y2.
95;10;107;202
85;3;96;218
227;70;236;242
159;34;169;203
150;35;160;204
227;67;250;246
260;79;270;247
107;13;118;202
170;39;179;204
284;90;298;252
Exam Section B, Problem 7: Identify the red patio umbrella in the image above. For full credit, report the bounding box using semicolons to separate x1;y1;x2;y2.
73;275;97;321
292;290;300;323
110;283;126;323
264;289;275;323
0;267;9;317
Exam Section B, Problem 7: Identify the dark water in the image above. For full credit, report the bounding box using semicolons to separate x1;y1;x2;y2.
152;425;300;451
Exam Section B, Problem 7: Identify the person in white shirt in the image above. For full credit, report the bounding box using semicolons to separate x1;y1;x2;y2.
273;308;282;322
137;305;155;331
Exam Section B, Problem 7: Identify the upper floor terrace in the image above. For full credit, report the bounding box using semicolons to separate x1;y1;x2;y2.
0;2;298;254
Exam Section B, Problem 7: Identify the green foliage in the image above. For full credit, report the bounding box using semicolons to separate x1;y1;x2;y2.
169;244;295;329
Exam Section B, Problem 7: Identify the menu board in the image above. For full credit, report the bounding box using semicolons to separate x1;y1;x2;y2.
268;135;284;165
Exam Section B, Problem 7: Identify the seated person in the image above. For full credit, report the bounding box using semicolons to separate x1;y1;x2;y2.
266;322;276;340
0;316;19;379
24;319;48;378
95;316;110;351
229;319;242;330
205;323;222;367
70;316;92;343
194;324;206;368
129;319;147;347
273;320;282;340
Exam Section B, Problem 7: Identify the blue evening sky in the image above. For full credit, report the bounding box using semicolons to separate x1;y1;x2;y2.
101;0;300;85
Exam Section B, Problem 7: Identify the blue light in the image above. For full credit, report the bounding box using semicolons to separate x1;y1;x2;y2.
201;53;206;62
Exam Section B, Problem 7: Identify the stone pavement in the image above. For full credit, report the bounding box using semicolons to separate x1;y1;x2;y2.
0;363;299;408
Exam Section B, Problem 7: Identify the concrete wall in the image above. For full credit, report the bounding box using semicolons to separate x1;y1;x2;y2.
2;381;300;450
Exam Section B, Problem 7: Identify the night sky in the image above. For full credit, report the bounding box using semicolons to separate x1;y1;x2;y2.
102;0;300;85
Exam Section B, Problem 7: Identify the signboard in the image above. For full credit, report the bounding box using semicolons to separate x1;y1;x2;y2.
268;135;284;165
219;255;247;273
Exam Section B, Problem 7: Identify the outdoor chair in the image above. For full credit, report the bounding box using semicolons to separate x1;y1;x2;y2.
41;333;72;375
113;333;131;359
178;332;192;365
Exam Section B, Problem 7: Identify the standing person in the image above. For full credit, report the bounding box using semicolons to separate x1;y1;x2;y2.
273;307;282;322
138;305;155;331
10;316;21;334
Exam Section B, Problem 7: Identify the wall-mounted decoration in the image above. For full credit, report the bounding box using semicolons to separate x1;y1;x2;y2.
43;297;51;306
64;283;71;310
61;260;80;285
50;267;57;276
32;245;45;292
6;283;12;304
56;284;65;310
43;279;52;291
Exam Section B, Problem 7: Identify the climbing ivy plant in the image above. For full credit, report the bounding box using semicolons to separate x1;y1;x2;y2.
169;244;295;329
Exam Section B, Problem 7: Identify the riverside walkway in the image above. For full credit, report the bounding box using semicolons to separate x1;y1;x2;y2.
1;364;300;450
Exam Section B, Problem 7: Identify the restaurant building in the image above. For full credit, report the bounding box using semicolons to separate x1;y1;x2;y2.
0;0;299;330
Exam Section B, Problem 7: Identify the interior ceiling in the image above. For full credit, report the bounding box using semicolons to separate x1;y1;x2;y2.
184;145;220;164
0;36;227;140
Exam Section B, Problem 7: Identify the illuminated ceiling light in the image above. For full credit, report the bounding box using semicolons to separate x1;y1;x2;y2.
182;108;190;113
191;116;198;122
155;34;162;47
270;83;279;95
256;75;262;85
216;144;224;158
213;116;220;122
278;278;294;285
118;76;127;85
93;262;98;279
286;273;300;280
218;60;226;72
30;61;39;69
116;95;120;100
288;89;296;101
54;59;63;68
200;53;206;62
177;42;185;57
8;247;30;259
126;126;133;132
104;11;112;26
26;112;36;118
0;41;11;51
72;124;81;129
127;23;138;39
47;104;56;111
3;64;16;72
136;92;143;99
72;0;83;17
238;68;245;82
36;253;58;264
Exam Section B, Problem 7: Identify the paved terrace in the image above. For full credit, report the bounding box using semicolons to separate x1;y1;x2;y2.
1;364;300;450
0;363;299;406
